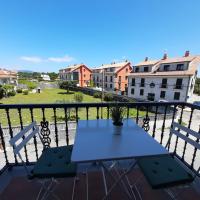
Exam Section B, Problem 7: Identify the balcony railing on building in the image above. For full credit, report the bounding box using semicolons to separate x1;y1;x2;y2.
174;84;183;89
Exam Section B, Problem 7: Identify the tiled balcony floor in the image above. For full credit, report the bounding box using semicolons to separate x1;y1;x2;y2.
0;165;200;200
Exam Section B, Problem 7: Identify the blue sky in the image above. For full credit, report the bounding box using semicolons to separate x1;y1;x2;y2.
0;0;200;74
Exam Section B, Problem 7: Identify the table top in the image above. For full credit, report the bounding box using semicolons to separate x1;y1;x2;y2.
71;119;169;163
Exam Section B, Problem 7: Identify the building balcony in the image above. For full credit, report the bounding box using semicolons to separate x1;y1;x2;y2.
174;85;183;89
160;84;168;88
0;102;200;199
140;83;145;87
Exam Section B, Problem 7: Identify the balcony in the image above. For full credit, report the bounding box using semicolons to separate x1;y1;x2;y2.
140;83;145;87
160;84;168;89
174;85;183;89
0;102;200;199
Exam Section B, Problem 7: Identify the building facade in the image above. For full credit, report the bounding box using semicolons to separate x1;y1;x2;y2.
128;51;200;102
59;64;92;87
92;61;132;94
0;69;18;85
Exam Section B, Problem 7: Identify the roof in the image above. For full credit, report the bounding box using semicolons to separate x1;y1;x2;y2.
135;60;159;66
129;55;200;77
0;69;17;78
60;64;92;73
93;61;130;70
129;71;196;77
159;56;196;64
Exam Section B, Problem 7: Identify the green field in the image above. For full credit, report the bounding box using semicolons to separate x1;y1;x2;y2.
0;88;146;126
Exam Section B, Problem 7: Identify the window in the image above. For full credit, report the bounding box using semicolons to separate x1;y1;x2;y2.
140;78;145;87
140;89;144;96
164;65;170;71
135;67;139;72
144;67;149;72
161;78;167;88
84;74;86;77
105;83;107;88
174;92;180;100
110;76;113;82
160;91;166;98
131;88;134;94
148;93;155;101
176;64;184;71
97;77;99;82
83;68;85;72
105;76;107;82
125;76;128;80
131;78;135;86
119;76;121;82
175;78;183;89
110;84;112;89
126;68;128;72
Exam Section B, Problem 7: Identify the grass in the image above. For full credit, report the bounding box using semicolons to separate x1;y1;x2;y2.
0;88;146;126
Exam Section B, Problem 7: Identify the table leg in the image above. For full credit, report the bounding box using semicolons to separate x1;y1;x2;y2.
100;160;137;200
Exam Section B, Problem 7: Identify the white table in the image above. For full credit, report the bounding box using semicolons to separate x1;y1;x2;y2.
71;119;169;199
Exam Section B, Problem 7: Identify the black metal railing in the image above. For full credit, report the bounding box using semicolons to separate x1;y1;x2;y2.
160;84;168;88
174;84;183;89
0;102;200;176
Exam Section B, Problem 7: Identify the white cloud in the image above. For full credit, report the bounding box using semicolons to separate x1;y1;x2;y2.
20;56;43;63
48;55;74;63
20;55;74;63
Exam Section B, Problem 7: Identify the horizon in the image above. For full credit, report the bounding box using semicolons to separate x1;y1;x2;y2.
0;0;200;76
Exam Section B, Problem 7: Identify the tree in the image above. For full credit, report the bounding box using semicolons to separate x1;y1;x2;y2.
47;72;58;81
74;92;83;102
0;85;6;99
59;81;72;93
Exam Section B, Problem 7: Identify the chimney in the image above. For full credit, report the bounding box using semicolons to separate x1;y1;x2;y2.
184;50;190;57
145;57;148;62
162;53;168;60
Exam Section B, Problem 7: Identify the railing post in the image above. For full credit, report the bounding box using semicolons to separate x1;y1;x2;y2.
142;106;150;132
53;108;59;147
160;105;168;145
0;123;9;165
6;108;17;164
30;108;39;160
18;108;29;163
64;107;69;145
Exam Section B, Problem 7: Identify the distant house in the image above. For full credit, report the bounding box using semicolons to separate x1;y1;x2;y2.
59;64;92;87
0;69;18;85
41;74;50;81
92;61;132;95
128;51;200;102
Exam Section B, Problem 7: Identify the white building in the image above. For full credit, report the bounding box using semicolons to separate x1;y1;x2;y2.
128;51;200;102
41;74;50;81
0;69;18;85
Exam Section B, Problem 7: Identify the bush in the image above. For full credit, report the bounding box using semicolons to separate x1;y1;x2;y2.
18;80;38;90
93;92;101;98
23;90;29;95
7;90;16;97
104;93;113;101
74;92;83;102
2;84;14;91
16;88;23;93
0;86;5;99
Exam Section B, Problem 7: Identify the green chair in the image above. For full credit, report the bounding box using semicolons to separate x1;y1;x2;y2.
136;122;200;199
9;121;77;200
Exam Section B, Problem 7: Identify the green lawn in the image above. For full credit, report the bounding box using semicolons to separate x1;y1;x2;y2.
0;88;146;126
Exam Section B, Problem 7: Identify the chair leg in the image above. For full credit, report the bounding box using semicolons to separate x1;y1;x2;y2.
72;176;79;200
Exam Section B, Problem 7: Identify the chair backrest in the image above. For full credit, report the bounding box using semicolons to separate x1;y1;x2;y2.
169;122;200;151
9;121;40;164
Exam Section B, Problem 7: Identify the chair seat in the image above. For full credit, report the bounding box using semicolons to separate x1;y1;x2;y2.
138;155;194;189
32;145;76;178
